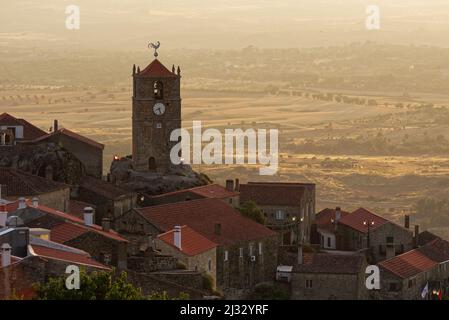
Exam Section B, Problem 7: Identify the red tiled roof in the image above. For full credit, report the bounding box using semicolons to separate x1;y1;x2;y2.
138;59;177;77
50;221;128;243
80;176;134;200
137;198;276;246
418;238;449;263
315;208;351;230
0;113;47;140
239;182;310;206
68;200;96;219
379;249;437;279
0;167;69;196
25;202;127;242
339;208;389;233
294;253;365;274
157;225;217;256
150;184;239;200
33;128;104;150
31;244;109;269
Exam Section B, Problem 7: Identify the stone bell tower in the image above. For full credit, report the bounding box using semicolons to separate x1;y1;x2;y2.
132;44;181;173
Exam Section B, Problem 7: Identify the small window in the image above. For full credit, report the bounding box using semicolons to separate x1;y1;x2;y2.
327;237;331;248
305;279;313;289
224;250;229;261
275;210;285;221
386;236;394;244
239;247;244;258
156;123;162;129
153;81;163;99
258;242;263;255
208;259;212;271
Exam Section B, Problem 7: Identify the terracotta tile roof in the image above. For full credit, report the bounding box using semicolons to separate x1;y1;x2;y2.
339;208;389;233
0;200;19;212
31;244;109;269
418;238;449;263
18;201;127;242
418;231;440;247
150;184;239;200
315;208;351;232
50;221;128;243
239;182;310;206
294;253;365;274
157;225;217;256
80;176;134;200
0;113;47;140
33;128;104;150
68;200;96;219
137;198;276;246
0;167;69;196
138;59;177;77
379;249;438;279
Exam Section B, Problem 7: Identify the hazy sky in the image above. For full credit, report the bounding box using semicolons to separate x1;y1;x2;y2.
1;0;449;50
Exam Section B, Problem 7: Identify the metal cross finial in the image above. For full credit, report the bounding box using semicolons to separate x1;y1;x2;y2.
148;41;161;58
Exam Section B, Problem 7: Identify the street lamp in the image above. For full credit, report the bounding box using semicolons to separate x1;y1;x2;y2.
363;220;375;248
292;216;304;265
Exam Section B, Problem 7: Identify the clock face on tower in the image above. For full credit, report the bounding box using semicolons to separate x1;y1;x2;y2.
153;102;166;115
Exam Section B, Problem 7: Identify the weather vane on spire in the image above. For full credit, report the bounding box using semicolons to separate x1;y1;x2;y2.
148;41;161;58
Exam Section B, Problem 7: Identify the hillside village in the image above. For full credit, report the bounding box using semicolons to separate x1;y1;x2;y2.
1;54;449;300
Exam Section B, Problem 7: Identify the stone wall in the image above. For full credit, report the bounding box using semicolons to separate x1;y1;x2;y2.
291;271;367;300
155;238;217;288
217;235;278;291
338;222;414;263
126;269;206;299
65;232;127;270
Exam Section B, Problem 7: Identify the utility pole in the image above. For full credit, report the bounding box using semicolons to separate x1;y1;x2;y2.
363;220;375;248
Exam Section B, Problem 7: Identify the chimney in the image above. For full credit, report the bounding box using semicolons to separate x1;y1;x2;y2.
54;119;59;132
0;204;7;227
414;225;420;248
234;178;240;191
18;197;26;209
404;215;410;229
214;223;222;236
32;197;39;207
225;179;234;191
335;207;342;222
1;243;12;267
83;207;94;226
102;218;111;232
174;225;182;250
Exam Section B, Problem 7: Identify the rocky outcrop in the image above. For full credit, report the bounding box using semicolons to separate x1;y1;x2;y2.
0;143;84;185
110;156;211;196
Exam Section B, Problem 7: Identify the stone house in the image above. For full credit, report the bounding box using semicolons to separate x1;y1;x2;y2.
337;208;414;263
290;252;368;300
0;167;70;212
239;182;316;245
311;207;350;250
147;183;240;208
155;225;218;288
116;198;278;292
0;228;109;299
0;113;47;145
378;248;437;299
33;123;104;179
7;199;128;269
76;175;137;224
